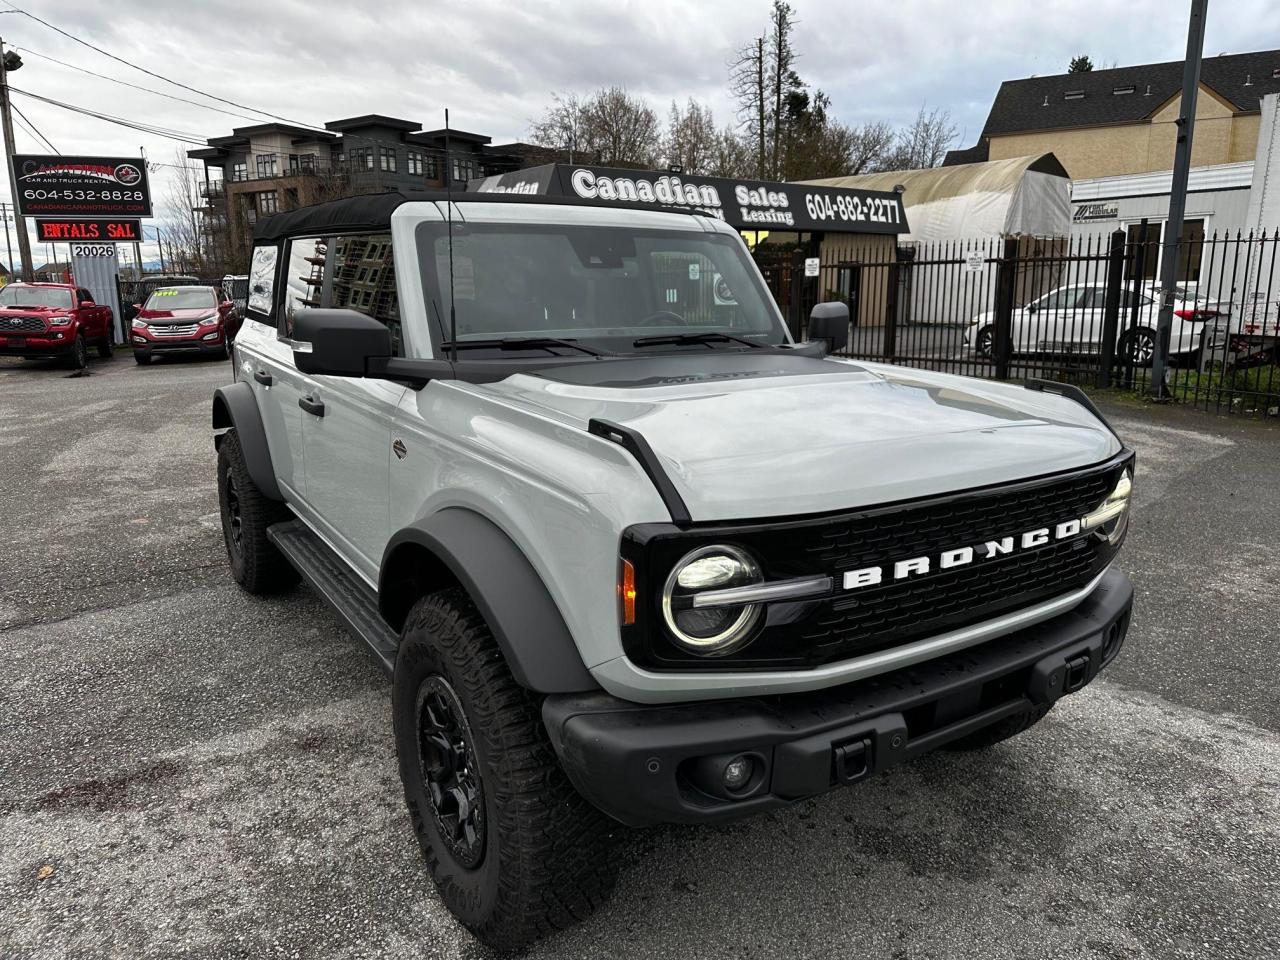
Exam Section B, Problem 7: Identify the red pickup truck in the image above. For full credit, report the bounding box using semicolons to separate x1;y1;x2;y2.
0;282;115;369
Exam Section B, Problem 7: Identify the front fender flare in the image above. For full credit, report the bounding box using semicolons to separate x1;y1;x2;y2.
212;381;282;501
380;509;598;694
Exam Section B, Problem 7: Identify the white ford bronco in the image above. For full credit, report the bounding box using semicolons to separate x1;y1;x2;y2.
213;190;1135;950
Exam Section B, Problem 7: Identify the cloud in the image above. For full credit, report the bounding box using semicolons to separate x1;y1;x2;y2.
0;0;1276;267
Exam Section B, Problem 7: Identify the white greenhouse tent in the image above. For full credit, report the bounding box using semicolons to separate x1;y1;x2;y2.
804;154;1072;323
804;153;1071;242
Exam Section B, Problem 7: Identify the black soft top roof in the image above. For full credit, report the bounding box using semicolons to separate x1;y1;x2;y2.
251;189;703;242
252;186;670;240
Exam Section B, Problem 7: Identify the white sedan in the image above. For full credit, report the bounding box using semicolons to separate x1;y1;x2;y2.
964;282;1221;365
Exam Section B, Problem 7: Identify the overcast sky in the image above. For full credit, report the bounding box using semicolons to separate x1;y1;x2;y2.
1;0;1277;267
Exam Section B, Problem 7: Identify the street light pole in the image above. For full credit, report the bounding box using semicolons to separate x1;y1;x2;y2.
1150;0;1208;398
0;37;33;281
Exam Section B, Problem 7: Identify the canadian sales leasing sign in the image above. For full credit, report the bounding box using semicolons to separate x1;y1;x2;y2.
12;154;152;218
471;164;908;235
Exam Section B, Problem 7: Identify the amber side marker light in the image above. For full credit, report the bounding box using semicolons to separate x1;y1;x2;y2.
620;559;637;625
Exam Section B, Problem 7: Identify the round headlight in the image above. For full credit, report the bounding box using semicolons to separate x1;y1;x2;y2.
661;545;762;655
1082;469;1132;545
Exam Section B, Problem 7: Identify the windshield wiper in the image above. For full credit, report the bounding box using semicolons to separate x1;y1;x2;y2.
632;331;765;349
441;337;606;357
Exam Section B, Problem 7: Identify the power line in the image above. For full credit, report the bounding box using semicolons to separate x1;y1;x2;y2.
14;45;266;124
2;1;317;129
11;101;56;152
8;86;207;144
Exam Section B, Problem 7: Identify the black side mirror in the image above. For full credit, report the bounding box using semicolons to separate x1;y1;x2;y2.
292;308;390;377
1027;303;1039;314
807;301;851;353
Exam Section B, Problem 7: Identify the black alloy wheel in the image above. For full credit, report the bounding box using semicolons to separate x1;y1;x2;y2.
224;470;244;560
416;676;485;869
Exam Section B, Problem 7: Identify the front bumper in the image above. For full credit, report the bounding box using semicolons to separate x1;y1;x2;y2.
133;336;225;357
0;333;73;357
544;567;1133;827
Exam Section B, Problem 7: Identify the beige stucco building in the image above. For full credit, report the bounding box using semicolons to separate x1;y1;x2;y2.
946;50;1280;181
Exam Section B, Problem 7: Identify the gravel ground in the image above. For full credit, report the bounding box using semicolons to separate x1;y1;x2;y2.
1;352;1278;959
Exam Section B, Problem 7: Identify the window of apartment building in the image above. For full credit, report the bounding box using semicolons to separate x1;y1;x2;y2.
231;162;248;181
407;150;424;176
258;191;278;215
256;154;279;178
289;153;318;174
379;147;397;173
451;157;477;182
424;155;439;179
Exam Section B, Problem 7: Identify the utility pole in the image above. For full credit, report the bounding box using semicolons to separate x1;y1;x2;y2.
0;201;13;281
0;38;33;281
1150;0;1208;398
135;145;146;276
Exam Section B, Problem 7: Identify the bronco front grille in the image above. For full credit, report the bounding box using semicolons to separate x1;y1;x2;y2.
2;316;46;332
621;453;1131;671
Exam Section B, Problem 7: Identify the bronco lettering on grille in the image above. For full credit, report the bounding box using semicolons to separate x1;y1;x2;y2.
842;519;1083;590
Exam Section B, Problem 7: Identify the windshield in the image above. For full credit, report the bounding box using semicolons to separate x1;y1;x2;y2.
415;222;785;352
0;286;73;309
144;288;217;311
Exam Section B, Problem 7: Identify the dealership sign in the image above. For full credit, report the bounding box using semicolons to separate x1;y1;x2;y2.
36;218;142;243
12;154;152;217
471;164;909;235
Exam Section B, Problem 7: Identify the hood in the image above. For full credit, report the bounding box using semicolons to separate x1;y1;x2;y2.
138;307;218;323
0;304;68;315
477;352;1121;522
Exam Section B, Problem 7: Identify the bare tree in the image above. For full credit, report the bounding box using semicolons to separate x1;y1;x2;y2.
768;1;798;179
845;121;895;175
664;99;719;174
877;105;958;171
581;87;660;168
729;36;767;178
157;149;208;274
705;126;756;179
529;92;589;162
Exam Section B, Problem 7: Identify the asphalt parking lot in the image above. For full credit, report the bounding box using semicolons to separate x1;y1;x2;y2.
1;351;1278;960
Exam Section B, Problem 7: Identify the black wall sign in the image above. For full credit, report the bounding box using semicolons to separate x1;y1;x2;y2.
12;154;152;218
471;164;909;235
36;218;143;243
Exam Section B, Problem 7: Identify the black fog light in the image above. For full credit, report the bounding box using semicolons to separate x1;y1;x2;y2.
683;751;767;801
722;755;754;792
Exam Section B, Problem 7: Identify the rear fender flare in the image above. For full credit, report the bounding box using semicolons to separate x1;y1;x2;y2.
212;381;282;501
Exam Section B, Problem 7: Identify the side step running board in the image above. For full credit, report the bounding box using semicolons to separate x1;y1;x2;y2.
267;520;398;675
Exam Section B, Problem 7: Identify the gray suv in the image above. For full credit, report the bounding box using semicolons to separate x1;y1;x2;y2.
212;190;1135;950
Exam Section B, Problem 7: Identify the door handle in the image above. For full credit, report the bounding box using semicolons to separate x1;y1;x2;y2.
253;369;273;386
299;395;325;417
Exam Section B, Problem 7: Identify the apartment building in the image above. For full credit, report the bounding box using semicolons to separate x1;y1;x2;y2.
188;114;530;266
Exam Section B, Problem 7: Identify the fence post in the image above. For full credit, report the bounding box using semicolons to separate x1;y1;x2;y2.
883;257;899;361
993;236;1018;380
1098;229;1126;389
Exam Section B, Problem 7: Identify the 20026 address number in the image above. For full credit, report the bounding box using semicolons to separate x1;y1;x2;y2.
804;193;902;225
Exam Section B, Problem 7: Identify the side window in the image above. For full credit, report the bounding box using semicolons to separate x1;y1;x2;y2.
330;233;403;356
247;244;278;319
77;287;94;304
283;237;327;337
1080;288;1108;309
1038;287;1082;310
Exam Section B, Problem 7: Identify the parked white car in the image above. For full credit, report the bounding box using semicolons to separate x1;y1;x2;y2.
965;281;1223;365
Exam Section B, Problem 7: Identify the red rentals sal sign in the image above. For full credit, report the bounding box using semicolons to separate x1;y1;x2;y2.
36;219;143;242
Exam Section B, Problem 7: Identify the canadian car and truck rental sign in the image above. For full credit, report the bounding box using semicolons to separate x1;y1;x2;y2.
11;154;152;218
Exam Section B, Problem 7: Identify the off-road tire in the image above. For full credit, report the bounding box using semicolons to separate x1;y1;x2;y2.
216;429;298;594
66;333;88;370
97;336;114;359
393;590;617;951
942;703;1053;751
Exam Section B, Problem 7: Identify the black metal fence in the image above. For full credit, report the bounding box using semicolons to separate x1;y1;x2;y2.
758;230;1280;417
